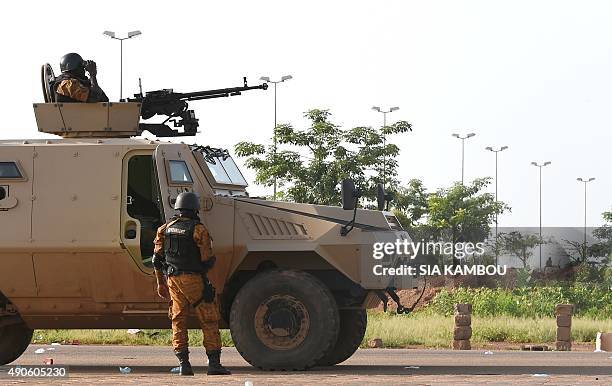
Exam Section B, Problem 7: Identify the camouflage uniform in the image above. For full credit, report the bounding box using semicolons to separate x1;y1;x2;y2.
153;218;222;353
54;73;109;103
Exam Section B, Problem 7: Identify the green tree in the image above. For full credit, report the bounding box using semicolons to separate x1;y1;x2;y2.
500;231;541;269
427;178;509;266
592;210;612;259
235;109;411;205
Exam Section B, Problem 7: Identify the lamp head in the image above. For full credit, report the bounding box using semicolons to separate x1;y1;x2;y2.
103;30;116;38
390;106;399;112
485;146;493;151
281;75;293;81
452;133;460;138
372;106;381;112
467;133;476;138
128;30;142;38
500;146;509;151
544;161;551;166
259;76;270;82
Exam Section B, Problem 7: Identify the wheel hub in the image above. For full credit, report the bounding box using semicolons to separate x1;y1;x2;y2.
254;295;310;350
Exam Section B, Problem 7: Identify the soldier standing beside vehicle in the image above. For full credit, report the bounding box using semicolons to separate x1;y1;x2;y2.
152;192;231;376
54;53;109;103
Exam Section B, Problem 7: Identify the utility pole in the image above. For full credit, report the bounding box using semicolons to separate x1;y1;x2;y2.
372;106;399;188
260;75;293;200
103;30;142;100
485;146;508;265
531;161;551;269
576;177;595;260
452;133;476;184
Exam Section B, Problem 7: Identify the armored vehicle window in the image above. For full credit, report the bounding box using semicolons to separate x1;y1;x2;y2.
0;162;22;179
220;156;248;186
168;160;193;184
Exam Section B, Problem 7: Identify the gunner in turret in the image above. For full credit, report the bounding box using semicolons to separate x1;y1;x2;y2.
54;53;109;103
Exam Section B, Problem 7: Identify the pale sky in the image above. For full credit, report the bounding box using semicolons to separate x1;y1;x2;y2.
1;0;610;227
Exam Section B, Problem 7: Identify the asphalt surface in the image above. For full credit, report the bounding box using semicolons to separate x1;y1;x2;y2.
4;345;611;385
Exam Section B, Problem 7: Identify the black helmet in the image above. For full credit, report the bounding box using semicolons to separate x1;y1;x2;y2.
60;53;84;73
175;192;201;211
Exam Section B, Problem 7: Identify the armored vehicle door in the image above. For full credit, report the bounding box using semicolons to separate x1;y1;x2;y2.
153;143;207;220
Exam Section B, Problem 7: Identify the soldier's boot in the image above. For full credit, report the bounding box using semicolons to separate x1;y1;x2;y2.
175;350;194;376
206;350;231;375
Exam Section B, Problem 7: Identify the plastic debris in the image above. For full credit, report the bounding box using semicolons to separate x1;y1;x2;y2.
484;351;493;355
119;366;132;374
170;367;181;373
404;366;420;369
43;358;54;365
34;348;46;354
37;335;43;340
245;382;254;386
127;329;142;335
46;348;55;351
532;374;549;377
595;332;603;352
51;342;61;346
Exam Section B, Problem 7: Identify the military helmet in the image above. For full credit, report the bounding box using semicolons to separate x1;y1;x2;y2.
60;53;84;73
174;192;201;211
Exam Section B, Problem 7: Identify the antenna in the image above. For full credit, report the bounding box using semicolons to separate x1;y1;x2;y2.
138;78;143;96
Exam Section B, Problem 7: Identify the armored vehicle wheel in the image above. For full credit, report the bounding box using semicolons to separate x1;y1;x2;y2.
230;269;339;370
0;322;34;365
315;309;367;366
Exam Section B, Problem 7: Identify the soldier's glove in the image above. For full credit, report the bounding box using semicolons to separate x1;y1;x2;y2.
152;253;167;272
84;60;97;77
201;255;217;272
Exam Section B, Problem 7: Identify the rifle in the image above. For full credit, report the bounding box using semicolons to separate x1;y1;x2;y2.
128;77;268;137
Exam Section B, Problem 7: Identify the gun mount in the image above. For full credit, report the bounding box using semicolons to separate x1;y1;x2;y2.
127;77;268;137
35;65;268;138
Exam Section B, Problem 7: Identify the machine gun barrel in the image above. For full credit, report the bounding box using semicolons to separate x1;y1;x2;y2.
179;82;268;101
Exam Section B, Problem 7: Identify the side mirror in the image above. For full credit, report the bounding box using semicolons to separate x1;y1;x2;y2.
377;183;385;211
342;179;357;210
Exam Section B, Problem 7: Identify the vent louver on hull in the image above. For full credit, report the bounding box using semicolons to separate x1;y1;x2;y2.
241;211;310;240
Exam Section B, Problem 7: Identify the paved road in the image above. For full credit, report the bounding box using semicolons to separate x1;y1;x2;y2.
4;345;611;385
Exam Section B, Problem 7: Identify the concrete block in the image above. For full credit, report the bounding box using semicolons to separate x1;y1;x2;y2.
368;338;383;348
556;340;571;351
555;304;574;316
453;326;472;340
556;315;572;327
452;339;471;350
454;314;472;327
600;332;612;352
556;326;571;342
454;303;472;315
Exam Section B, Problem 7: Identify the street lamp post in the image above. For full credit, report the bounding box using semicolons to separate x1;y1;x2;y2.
452;133;476;184
531;161;552;269
259;75;293;200
485;145;509;265
577;177;596;259
103;30;142;100
372;106;399;188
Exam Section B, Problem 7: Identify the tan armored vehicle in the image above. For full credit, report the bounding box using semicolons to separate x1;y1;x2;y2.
0;66;414;370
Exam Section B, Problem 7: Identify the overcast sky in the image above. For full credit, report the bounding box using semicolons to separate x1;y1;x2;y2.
1;0;610;227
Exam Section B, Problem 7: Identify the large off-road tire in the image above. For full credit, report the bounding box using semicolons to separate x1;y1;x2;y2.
316;309;367;366
0;322;34;365
230;269;340;370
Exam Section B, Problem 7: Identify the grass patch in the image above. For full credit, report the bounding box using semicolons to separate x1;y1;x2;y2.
362;312;611;348
33;313;611;349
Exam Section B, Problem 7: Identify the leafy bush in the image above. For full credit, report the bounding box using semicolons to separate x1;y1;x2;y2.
426;285;612;319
